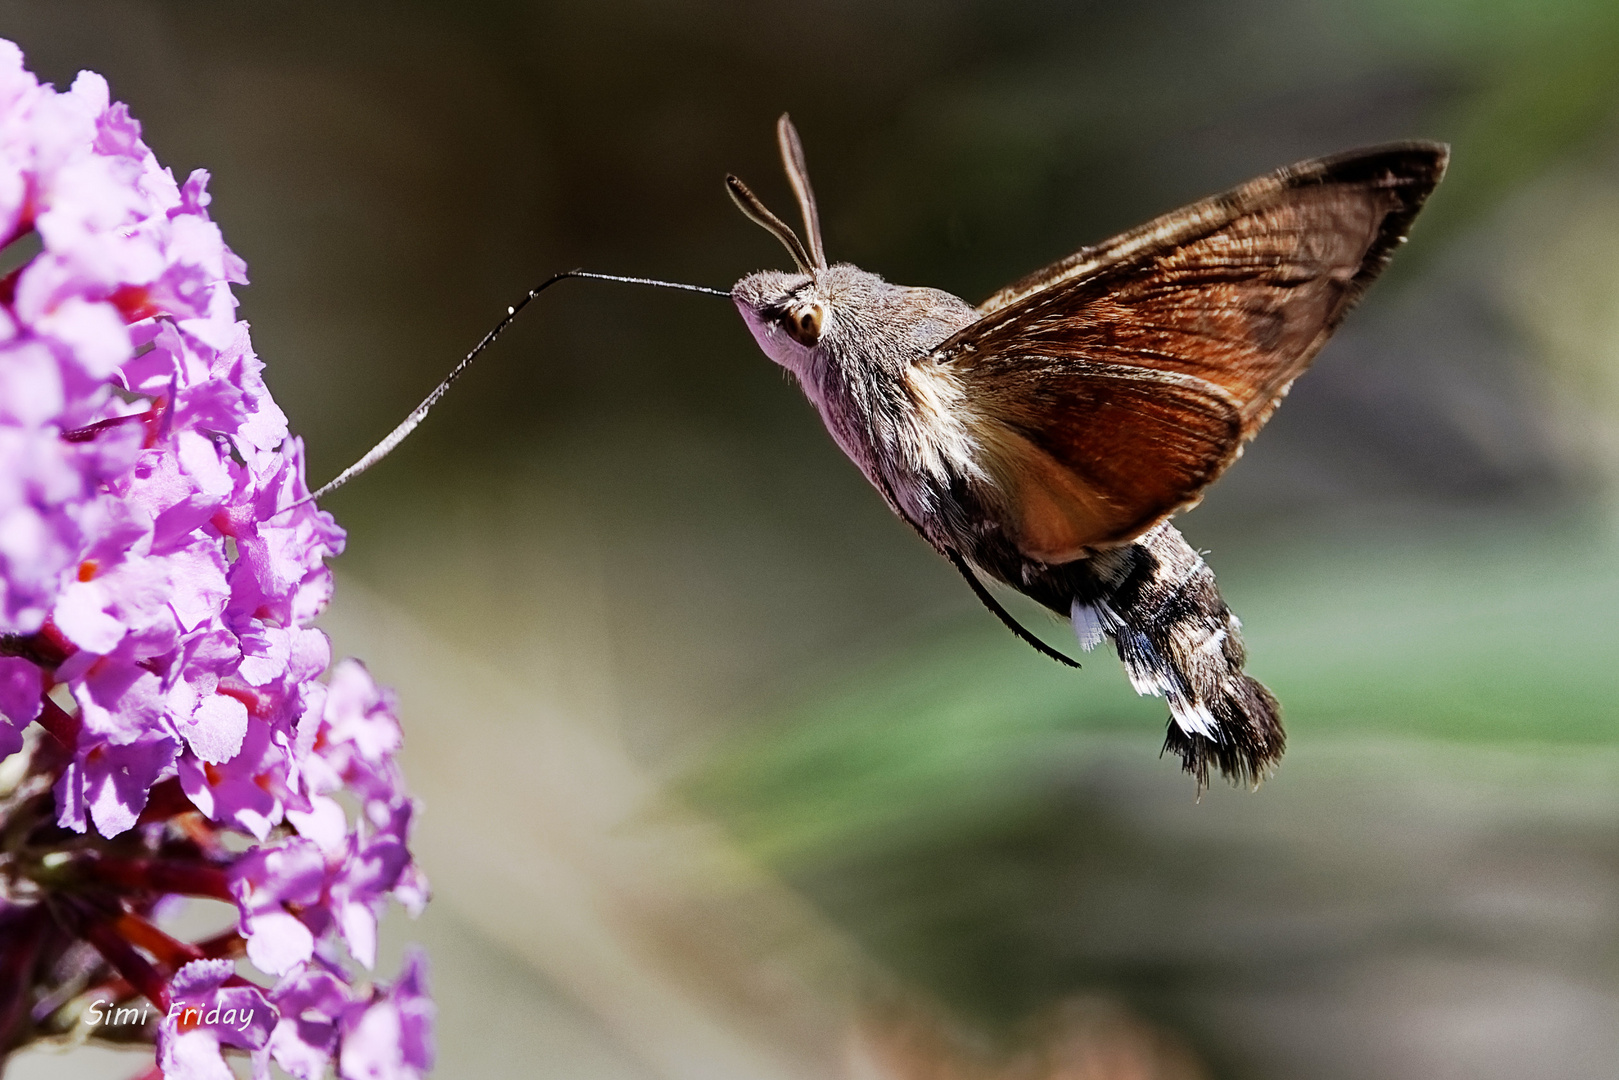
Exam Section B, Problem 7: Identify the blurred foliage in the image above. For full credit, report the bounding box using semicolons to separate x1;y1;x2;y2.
688;514;1619;867
1365;0;1619;241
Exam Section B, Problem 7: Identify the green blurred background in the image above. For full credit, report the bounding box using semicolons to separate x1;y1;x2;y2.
8;2;1619;1077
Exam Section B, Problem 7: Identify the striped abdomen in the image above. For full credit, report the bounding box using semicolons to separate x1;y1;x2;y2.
1029;523;1284;789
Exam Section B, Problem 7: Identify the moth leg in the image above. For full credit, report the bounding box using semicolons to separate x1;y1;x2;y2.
944;550;1081;669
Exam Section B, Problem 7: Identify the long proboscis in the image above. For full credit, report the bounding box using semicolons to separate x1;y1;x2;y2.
280;270;731;514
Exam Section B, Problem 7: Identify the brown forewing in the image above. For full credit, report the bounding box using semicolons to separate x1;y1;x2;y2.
967;363;1242;563
941;142;1447;558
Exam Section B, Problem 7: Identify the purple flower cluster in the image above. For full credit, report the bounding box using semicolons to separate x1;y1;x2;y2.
158;947;432;1080
0;39;432;1080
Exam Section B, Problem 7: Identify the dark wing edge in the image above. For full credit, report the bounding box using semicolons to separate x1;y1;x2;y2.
976;141;1450;318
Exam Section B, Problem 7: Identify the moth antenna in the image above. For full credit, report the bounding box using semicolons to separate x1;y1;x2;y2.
775;114;827;270
279;270;730;513
726;174;814;273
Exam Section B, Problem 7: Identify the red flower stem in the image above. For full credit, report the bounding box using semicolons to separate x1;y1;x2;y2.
134;778;193;825
85;857;232;901
0;220;33;249
0;265;24;308
35;696;80;751
77;914;171;1012
195;929;245;960
110;911;203;969
59;399;163;445
125;1063;163;1080
173;815;228;859
0;618;76;669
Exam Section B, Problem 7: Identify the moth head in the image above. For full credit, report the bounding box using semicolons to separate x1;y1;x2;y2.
727;114;840;371
730;269;835;371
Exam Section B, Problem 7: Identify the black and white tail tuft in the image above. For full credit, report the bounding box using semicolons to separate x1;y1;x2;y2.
1069;523;1284;790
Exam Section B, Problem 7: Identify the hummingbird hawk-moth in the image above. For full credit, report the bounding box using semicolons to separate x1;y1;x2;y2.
726;116;1447;788
317;115;1446;791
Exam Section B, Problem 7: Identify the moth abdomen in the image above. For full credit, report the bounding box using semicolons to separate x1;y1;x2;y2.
1161;670;1282;792
1062;523;1284;790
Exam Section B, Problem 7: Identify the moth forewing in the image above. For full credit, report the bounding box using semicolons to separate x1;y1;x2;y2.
935;142;1449;550
957;361;1246;560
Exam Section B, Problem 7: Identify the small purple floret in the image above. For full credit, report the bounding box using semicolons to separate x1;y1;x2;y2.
158;959;276;1080
338;949;436;1080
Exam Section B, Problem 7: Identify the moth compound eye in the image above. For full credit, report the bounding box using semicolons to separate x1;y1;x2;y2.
783;302;825;346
